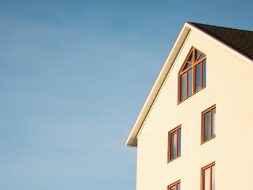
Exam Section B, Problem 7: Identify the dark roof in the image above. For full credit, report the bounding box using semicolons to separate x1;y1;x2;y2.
187;22;253;60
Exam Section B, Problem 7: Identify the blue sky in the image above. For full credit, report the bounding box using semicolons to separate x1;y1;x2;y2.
0;0;253;189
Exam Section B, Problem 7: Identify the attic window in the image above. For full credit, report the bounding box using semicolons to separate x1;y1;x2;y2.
178;47;206;103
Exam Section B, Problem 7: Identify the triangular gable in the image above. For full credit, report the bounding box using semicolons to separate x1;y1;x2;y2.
126;22;253;147
179;47;206;73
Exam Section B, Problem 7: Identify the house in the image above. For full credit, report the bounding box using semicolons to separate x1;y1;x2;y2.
126;22;253;190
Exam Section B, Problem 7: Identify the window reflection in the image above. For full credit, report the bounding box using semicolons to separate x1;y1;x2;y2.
171;132;177;160
212;166;215;190
205;112;211;140
178;129;181;156
204;168;211;190
181;74;187;101
203;60;206;87
196;63;201;91
212;109;216;137
188;69;193;96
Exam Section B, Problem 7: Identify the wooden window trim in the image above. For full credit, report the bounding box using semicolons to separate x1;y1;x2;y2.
201;104;216;144
201;162;215;190
168;125;181;163
178;47;206;104
168;180;181;190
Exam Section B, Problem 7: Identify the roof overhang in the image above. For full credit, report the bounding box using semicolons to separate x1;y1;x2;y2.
126;22;253;147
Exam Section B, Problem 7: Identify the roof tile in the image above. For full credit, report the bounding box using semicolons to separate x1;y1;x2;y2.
188;22;253;60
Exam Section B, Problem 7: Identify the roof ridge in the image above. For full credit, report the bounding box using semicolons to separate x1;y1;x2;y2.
187;21;253;61
187;21;253;33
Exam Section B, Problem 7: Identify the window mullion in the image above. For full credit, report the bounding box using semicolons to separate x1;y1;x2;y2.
210;110;213;138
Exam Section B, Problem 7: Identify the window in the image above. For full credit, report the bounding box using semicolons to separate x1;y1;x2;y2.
178;47;206;103
168;180;181;190
168;126;181;162
202;105;216;143
201;162;215;190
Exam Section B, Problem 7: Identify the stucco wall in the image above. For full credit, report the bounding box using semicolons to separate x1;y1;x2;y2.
136;29;253;190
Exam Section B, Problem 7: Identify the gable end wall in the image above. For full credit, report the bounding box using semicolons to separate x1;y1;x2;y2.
136;29;253;190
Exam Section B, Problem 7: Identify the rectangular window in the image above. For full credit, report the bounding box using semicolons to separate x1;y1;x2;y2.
201;162;215;190
168;126;181;162
202;105;216;143
168;180;181;190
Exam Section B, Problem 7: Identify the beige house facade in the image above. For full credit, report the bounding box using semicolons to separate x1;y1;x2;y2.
126;22;253;190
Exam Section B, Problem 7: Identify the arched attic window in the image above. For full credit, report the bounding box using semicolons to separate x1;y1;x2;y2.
178;47;206;103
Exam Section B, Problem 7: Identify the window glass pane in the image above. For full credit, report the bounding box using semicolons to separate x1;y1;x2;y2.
171;186;176;190
178;129;181;156
178;183;180;190
187;54;193;62
196;50;201;60
195;63;201;92
204;168;211;190
205;112;211;141
199;53;205;60
212;109;216;137
188;69;192;96
171;132;177;159
181;73;187;101
212;166;215;190
183;62;192;70
203;60;206;88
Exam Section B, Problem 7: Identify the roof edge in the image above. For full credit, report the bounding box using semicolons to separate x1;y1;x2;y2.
187;22;253;63
126;23;191;147
126;22;253;147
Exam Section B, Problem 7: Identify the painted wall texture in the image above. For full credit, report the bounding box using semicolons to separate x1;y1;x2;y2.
135;29;253;190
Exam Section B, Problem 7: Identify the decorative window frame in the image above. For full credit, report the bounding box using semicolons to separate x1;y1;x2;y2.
168;180;181;190
178;47;206;103
168;125;181;162
201;162;215;190
201;105;216;144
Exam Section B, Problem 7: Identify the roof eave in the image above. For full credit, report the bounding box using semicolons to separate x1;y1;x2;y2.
126;23;191;147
